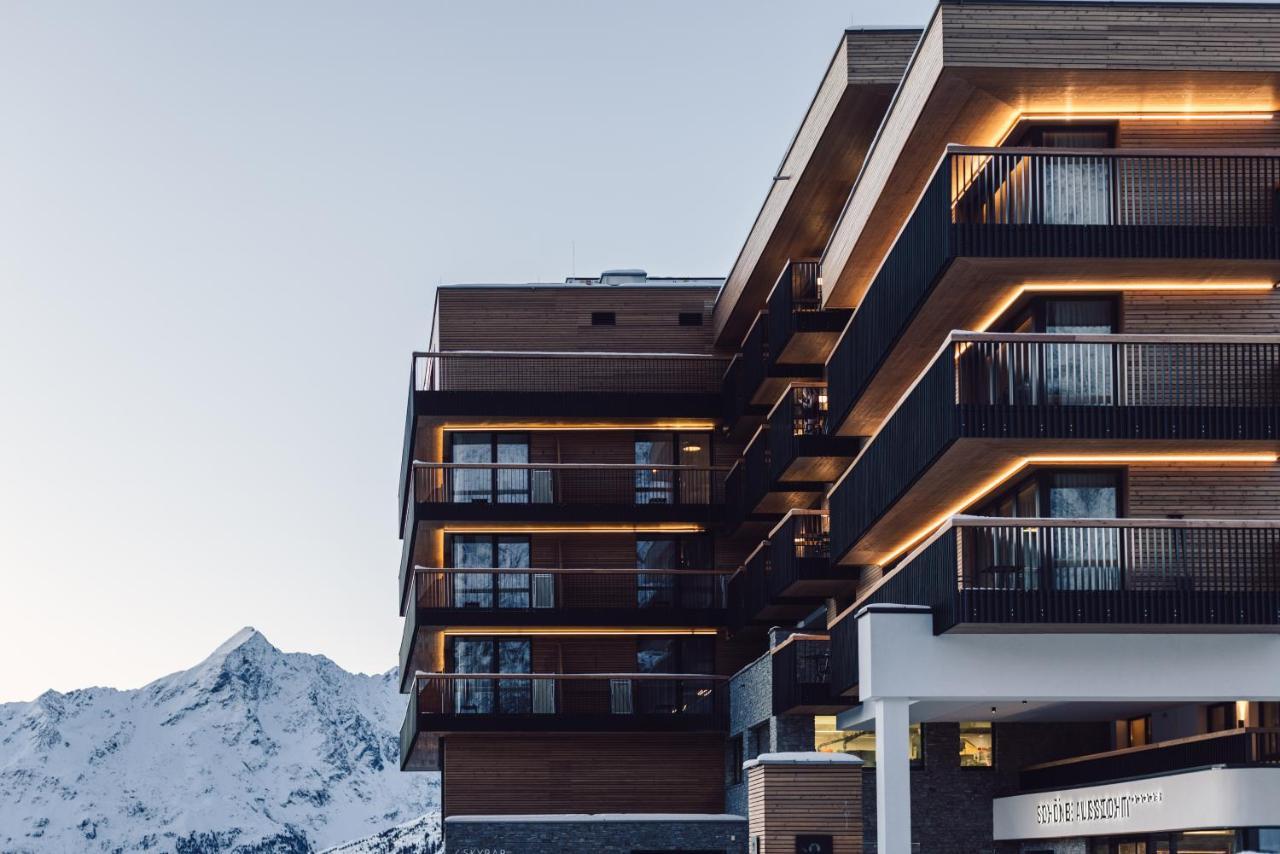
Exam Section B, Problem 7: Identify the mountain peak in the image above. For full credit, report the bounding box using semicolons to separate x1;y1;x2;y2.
213;626;269;657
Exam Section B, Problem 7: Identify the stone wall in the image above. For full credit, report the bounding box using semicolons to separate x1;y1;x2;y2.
860;721;1111;854
444;815;748;854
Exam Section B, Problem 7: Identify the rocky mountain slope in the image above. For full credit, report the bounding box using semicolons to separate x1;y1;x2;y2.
0;628;440;853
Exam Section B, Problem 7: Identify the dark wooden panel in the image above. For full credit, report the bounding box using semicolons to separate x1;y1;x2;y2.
442;733;725;817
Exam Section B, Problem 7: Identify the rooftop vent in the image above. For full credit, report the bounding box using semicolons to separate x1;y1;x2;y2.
599;269;648;285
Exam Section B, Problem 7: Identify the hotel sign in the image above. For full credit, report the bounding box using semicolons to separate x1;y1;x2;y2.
993;767;1280;841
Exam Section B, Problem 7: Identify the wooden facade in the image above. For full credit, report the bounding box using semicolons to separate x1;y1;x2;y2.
441;733;726;817
746;758;864;854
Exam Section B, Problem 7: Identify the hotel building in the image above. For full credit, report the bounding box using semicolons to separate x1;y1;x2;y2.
398;4;1280;853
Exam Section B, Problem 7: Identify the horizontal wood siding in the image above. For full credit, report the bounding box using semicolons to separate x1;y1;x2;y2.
1119;117;1280;149
1123;290;1280;335
1129;464;1280;519
747;762;864;854
442;733;725;817
941;2;1280;70
437;286;718;354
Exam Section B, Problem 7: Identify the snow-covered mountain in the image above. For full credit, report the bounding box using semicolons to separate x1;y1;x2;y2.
0;628;440;853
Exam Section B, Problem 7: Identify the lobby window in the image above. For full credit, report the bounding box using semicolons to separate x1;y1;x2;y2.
812;716;923;767
959;721;993;767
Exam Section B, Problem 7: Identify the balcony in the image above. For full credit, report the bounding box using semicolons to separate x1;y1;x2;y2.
829;333;1280;566
830;516;1280;697
730;511;851;629
1020;728;1280;792
767;385;861;484
770;633;843;715
765;260;852;368
401;351;728;524
398;567;731;689
723;313;824;433
828;147;1280;437
401;672;727;761
399;463;726;608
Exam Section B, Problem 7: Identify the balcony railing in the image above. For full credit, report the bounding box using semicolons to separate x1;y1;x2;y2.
766;261;850;369
828;146;1280;434
1020;727;1280;791
831;517;1280;696
829;333;1280;564
406;672;728;732
725;430;771;531
409;463;727;507
766;385;859;483
771;634;837;715
731;513;841;628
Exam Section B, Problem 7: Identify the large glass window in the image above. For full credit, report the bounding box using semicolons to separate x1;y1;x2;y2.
634;432;713;505
448;433;529;503
812;716;923;767
448;636;531;715
448;535;531;609
635;637;714;715
959;721;993;767
636;535;715;609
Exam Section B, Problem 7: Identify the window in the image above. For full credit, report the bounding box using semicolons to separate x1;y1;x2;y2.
959;721;993;767
811;716;923;767
678;312;703;326
748;721;771;759
1207;701;1245;732
447;534;532;609
447;432;529;503
591;311;616;326
447;636;532;714
729;735;744;785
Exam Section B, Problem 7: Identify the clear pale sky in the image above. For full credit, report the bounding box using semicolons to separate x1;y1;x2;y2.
0;0;937;702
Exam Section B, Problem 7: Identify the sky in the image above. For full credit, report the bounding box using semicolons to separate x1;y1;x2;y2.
0;0;939;703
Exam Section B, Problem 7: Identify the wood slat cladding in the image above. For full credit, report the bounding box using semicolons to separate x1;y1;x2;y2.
1123;289;1280;335
1118;117;1280;148
941;2;1280;70
1129;465;1280;519
713;30;918;347
442;733;725;817
436;286;718;354
746;760;864;854
820;0;1280;312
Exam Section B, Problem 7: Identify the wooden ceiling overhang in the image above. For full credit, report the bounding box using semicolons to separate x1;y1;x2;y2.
711;28;922;348
820;0;1280;312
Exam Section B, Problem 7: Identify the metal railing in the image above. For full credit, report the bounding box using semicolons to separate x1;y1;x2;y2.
767;384;830;482
771;634;834;714
408;672;727;722
407;566;730;613
408;462;727;507
830;517;1280;697
1020;727;1280;791
728;543;771;630
767;510;831;600
827;146;1280;435
411;351;728;394
767;260;824;359
829;333;1280;565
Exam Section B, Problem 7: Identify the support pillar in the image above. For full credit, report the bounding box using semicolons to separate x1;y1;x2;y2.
875;698;912;854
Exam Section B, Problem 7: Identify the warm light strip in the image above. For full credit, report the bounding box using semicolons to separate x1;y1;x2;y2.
439;523;705;534
442;421;718;432
1022;112;1274;122
876;452;1279;566
973;282;1277;333
441;627;720;637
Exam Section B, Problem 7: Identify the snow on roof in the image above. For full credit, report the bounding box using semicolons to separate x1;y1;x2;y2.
743;751;865;770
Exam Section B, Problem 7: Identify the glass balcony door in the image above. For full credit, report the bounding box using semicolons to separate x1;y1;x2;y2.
636;535;714;610
448;535;532;610
449;636;532;714
448;432;529;504
634;432;712;505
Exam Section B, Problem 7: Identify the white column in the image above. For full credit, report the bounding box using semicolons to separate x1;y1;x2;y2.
875;698;912;854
